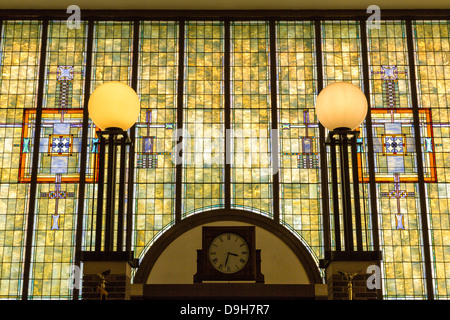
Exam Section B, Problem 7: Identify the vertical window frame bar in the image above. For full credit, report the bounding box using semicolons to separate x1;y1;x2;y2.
269;20;280;222
224;20;231;210
175;20;185;223
126;19;140;253
315;19;332;254
359;19;381;252
73;19;94;300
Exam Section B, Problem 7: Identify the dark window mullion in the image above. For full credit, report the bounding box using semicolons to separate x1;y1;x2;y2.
73;19;94;300
359;19;381;252
22;18;49;301
405;19;434;300
175;20;185;223
315;20;332;254
224;20;231;209
125;19;140;252
269;20;280;222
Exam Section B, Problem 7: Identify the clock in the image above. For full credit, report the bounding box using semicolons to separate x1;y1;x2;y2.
208;232;249;274
194;226;264;283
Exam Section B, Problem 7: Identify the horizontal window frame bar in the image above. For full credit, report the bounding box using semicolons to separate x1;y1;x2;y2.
1;9;450;21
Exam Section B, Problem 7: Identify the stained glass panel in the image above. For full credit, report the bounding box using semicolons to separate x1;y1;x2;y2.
368;21;427;299
182;21;225;216
321;21;373;253
413;20;450;299
82;21;133;252
25;21;88;300
135;21;178;258
231;21;272;215
0;21;42;299
322;21;362;87
277;21;322;259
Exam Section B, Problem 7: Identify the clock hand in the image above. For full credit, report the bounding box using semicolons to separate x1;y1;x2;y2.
225;252;238;266
225;252;230;266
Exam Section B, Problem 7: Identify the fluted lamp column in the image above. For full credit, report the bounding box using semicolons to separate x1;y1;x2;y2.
88;81;140;254
316;82;382;300
316;82;367;253
80;82;140;300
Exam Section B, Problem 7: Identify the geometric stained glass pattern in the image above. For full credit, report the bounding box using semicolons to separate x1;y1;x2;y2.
47;65;83;109
371;65;407;108
358;107;436;183
367;21;412;110
44;21;87;110
19;108;98;183
48;134;73;156
56;65;74;81
26;20;90;300
135;110;174;169
367;21;428;299
282;122;320;169
382;134;406;156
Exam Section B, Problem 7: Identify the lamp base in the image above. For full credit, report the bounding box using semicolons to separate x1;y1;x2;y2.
331;127;351;133
319;251;383;300
104;126;123;130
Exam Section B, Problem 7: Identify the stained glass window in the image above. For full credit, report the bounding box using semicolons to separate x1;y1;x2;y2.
231;21;272;215
0;20;42;299
0;13;449;301
277;21;322;260
25;21;89;299
321;21;373;253
367;21;427;299
322;21;362;86
183;21;225;216
135;21;178;257
83;21;133;252
413;20;450;299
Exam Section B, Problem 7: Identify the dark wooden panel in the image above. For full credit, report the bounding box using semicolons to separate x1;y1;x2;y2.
142;284;316;300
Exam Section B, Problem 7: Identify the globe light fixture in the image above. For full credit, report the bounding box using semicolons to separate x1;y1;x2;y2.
316;82;369;255
315;82;368;131
88;81;140;131
83;81;140;256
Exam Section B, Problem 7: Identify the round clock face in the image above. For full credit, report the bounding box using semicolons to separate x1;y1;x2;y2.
208;233;249;274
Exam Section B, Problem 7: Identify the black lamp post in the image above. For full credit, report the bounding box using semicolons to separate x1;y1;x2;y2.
326;127;362;252
316;82;383;300
316;82;373;255
82;81;140;262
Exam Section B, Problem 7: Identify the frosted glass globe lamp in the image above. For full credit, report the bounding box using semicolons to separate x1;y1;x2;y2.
88;81;140;131
315;82;367;132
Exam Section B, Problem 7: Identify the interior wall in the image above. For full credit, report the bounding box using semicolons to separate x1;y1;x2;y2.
146;220;311;284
